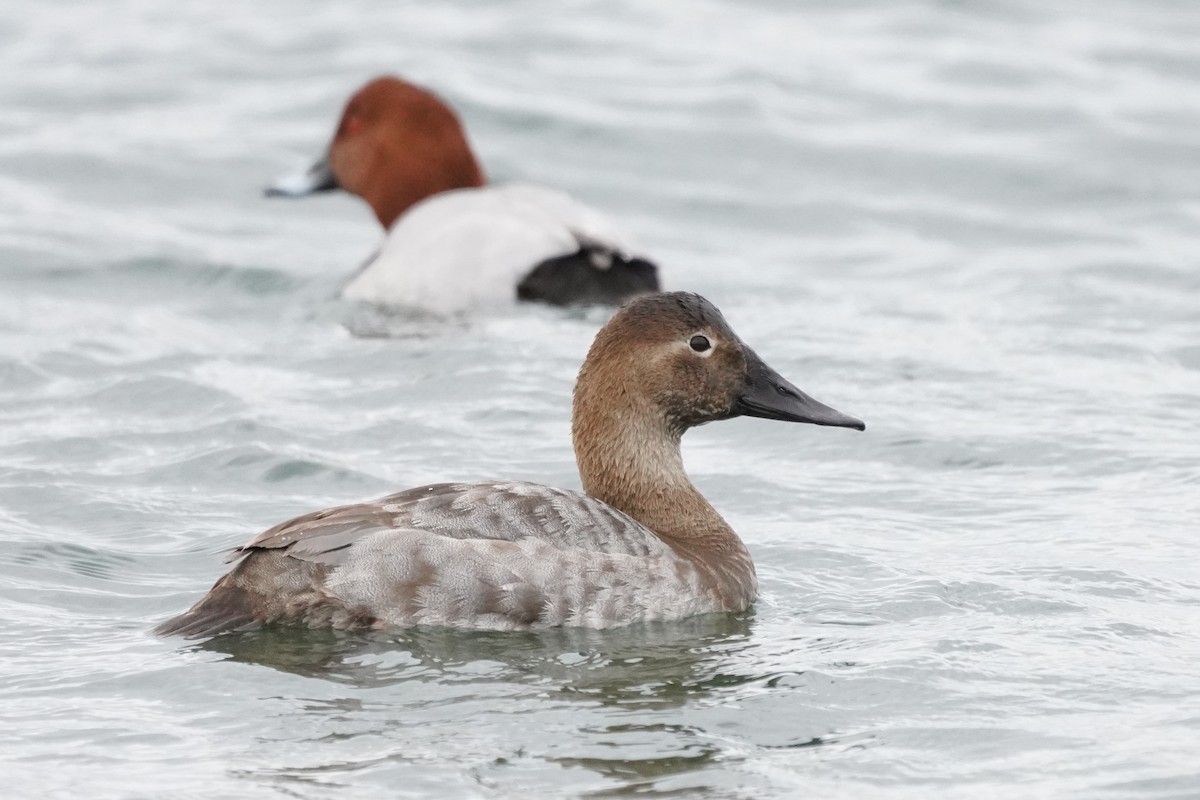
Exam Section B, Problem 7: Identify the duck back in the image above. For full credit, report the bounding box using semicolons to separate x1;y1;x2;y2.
341;184;655;312
156;481;718;637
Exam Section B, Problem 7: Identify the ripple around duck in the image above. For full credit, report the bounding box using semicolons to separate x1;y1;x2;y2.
140;444;378;492
2;257;304;298
81;373;246;420
8;538;135;568
114;257;304;296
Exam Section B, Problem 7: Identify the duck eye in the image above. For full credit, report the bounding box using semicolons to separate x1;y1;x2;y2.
338;114;362;138
689;335;712;353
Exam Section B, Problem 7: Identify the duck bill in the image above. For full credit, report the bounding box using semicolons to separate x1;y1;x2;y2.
734;348;865;430
264;155;339;197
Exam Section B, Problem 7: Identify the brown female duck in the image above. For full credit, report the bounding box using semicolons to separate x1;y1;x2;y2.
157;292;863;637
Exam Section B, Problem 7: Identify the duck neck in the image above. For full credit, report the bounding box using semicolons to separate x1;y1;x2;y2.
571;392;757;609
572;389;740;552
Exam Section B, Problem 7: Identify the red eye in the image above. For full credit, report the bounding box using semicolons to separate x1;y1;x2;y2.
339;114;362;138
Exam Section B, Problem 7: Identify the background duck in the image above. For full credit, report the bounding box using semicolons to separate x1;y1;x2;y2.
267;76;660;314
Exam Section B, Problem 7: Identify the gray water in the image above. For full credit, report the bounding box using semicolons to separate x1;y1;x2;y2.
1;1;1198;797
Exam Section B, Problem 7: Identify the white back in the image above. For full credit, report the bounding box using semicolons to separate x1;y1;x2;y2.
341;184;639;314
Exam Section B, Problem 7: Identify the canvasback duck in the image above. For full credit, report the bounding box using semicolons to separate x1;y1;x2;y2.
157;293;863;637
267;76;660;314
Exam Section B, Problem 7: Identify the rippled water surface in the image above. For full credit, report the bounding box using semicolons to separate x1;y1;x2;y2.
2;1;1199;797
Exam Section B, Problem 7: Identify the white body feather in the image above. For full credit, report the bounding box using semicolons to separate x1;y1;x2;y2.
341;184;639;314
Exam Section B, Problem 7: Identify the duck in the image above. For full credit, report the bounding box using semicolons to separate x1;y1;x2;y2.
156;292;864;637
266;76;660;314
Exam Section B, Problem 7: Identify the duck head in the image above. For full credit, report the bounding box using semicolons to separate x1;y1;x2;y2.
266;76;486;229
574;292;865;438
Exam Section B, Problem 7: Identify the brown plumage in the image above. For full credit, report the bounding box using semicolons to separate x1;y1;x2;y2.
327;77;486;229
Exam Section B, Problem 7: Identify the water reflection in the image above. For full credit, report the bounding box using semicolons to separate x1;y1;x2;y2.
198;615;773;796
196;613;757;707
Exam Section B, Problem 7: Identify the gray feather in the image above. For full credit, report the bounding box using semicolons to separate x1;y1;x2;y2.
234;481;663;563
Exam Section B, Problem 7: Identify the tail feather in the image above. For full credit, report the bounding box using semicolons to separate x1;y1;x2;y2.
156;552;345;639
155;580;257;639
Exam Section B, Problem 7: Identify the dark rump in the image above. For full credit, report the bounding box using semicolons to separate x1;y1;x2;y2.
517;247;659;306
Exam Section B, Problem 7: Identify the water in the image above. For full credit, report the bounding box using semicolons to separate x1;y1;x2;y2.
1;1;1198;797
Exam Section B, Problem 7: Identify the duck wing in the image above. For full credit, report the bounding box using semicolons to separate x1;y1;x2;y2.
157;482;696;638
232;480;666;568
